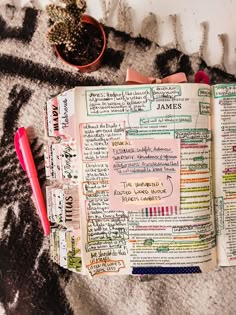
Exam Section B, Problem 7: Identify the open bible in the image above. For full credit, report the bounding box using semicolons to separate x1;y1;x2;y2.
44;82;236;277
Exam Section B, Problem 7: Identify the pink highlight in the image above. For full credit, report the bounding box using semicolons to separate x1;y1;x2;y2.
175;206;178;214
154;207;157;216
161;207;164;216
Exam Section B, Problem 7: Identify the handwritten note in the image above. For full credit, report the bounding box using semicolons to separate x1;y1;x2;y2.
175;128;211;140
86;260;125;276
85;88;152;115
199;102;210;115
83;162;109;181
109;139;180;211
80;121;126;161
85;239;127;252
140;115;192;125
87;217;128;242
214;84;236;98
152;85;181;98
82;180;109;196
86;199;126;220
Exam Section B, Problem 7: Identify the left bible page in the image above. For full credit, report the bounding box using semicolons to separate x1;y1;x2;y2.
74;83;216;277
44;89;82;273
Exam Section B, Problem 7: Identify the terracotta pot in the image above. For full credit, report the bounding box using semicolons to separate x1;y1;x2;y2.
54;15;106;73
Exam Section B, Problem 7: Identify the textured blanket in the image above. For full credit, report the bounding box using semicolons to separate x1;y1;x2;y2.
0;4;236;315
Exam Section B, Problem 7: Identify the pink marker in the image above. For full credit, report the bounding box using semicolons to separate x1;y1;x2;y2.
14;127;50;236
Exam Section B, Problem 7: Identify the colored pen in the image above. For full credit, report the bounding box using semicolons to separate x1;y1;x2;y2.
14;127;50;236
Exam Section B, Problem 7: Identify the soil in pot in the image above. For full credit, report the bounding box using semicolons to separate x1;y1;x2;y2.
56;23;103;66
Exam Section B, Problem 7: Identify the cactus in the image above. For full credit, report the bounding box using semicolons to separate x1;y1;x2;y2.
46;0;87;52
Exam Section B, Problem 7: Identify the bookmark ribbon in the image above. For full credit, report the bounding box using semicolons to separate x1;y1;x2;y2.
126;67;187;85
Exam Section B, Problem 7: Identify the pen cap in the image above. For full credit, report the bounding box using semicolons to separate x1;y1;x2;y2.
15;127;38;177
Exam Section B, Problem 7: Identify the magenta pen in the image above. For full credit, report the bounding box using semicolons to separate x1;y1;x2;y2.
14;127;50;236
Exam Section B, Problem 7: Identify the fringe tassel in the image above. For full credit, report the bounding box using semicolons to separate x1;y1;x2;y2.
99;0;117;24
217;33;227;71
3;0;231;74
117;0;133;34
199;22;208;59
140;12;158;42
169;14;180;50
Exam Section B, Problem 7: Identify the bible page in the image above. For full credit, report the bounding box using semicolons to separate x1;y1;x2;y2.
75;83;216;277
212;84;236;266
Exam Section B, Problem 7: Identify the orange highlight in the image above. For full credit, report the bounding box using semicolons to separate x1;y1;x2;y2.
181;178;209;183
181;171;209;175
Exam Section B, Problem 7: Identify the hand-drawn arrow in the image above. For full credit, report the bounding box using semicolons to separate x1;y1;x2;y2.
162;175;173;199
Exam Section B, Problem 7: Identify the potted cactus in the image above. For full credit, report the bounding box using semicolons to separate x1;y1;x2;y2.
46;0;106;72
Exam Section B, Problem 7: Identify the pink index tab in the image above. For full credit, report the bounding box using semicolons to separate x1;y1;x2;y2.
58;89;76;139
14;127;26;171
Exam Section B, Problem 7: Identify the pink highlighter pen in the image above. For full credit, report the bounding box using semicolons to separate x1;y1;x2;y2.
14;127;50;236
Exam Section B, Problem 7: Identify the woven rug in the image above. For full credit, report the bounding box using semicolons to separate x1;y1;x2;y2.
0;4;236;315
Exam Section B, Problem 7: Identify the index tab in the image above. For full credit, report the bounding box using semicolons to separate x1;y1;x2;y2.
58;89;76;139
46;98;60;137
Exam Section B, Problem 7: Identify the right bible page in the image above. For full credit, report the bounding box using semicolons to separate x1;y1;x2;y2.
212;83;236;266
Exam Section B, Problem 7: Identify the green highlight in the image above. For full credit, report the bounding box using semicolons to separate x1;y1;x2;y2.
174;128;211;141
180;186;209;192
144;239;154;246
193;156;205;162
180;194;210;199
67;251;82;272
127;129;172;136
199;102;210;115
189;163;208;170
140;115;192;125
223;174;236;182
181;200;210;204
214;84;236;98
85;86;152;116
198;88;210;97
181;206;209;209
